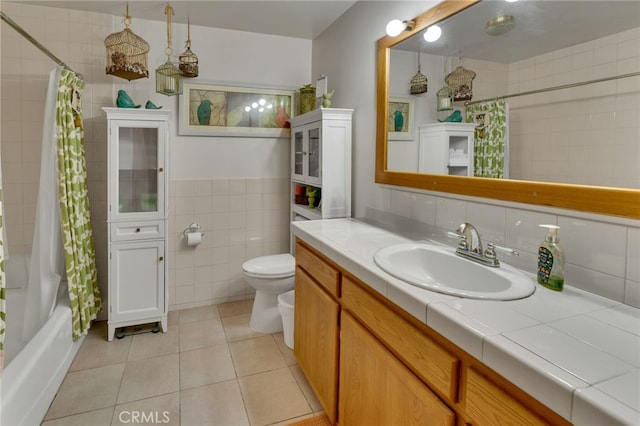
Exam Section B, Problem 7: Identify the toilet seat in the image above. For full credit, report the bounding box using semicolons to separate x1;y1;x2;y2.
242;254;295;279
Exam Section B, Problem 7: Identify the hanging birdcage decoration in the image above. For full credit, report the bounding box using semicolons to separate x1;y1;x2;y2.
104;5;150;81
156;5;183;96
437;86;454;111
410;53;428;95
445;65;476;101
179;18;199;78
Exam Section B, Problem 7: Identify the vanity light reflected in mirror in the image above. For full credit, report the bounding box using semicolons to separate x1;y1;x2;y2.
423;25;442;42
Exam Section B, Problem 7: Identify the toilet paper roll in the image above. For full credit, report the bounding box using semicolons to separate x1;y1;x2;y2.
187;232;202;247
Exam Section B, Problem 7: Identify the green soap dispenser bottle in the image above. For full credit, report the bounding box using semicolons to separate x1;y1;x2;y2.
537;224;565;291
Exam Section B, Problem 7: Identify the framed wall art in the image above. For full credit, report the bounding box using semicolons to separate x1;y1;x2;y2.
388;96;414;141
179;81;296;137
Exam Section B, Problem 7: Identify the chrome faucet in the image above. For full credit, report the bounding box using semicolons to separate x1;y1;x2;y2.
448;223;518;267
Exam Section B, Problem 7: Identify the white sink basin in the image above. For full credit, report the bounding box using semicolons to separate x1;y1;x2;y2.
373;242;535;300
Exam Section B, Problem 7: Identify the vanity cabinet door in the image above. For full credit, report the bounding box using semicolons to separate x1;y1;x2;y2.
342;276;459;403
293;265;340;423
339;311;456;426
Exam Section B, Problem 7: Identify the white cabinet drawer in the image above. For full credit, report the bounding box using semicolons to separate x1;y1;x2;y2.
110;221;165;241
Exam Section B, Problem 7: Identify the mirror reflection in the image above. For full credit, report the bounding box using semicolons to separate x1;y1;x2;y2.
386;0;640;189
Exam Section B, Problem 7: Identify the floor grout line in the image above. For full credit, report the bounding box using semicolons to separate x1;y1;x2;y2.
43;301;319;426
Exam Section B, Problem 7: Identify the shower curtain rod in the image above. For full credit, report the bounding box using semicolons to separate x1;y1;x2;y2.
465;71;640;106
1;11;82;79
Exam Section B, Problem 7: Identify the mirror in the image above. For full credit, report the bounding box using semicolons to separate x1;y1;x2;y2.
375;0;640;219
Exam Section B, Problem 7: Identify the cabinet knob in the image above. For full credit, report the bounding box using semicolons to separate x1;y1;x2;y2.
159;256;164;261
159;167;164;172
135;228;141;233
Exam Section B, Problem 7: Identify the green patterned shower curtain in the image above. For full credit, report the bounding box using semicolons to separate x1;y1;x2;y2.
56;70;102;340
466;100;508;178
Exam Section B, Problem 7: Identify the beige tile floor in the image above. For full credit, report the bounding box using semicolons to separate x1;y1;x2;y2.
42;300;325;426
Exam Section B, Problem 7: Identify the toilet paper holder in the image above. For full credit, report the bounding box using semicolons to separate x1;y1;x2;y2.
183;223;204;238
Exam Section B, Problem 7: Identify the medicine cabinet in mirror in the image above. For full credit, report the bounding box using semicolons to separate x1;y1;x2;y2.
375;0;640;219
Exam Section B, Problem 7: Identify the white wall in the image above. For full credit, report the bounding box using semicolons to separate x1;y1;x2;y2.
311;1;439;217
312;1;639;307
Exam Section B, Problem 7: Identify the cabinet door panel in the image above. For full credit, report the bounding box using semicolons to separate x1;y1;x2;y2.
342;276;459;402
292;129;304;180
306;127;321;183
293;266;339;423
340;312;455;426
109;118;166;221
110;240;165;322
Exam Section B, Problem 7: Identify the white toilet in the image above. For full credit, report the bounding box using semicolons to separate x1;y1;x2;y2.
242;253;296;333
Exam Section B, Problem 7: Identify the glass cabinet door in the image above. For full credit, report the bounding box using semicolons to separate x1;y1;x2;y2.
307;127;321;181
112;120;165;219
293;130;304;178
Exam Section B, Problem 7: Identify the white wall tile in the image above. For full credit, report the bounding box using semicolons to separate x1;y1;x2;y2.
435;197;466;231
559;217;627;277
465;202;507;245
167;177;289;309
389;189;411;218
409;193;436;225
506;210;557;255
565;264;626;303
625;280;640;308
627;228;640;282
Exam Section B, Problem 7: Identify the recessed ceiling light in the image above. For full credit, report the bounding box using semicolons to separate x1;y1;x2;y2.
486;14;515;36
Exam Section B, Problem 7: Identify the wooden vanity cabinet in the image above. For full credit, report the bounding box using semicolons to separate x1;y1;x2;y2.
294;238;570;426
294;241;341;424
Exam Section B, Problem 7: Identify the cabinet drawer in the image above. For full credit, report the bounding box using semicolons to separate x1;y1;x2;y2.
110;221;165;241
295;241;340;298
342;276;459;402
465;368;549;426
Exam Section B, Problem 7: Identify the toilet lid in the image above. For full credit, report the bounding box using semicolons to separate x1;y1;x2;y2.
242;254;295;278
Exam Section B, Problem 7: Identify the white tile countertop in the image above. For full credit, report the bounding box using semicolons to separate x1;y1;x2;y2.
292;218;640;425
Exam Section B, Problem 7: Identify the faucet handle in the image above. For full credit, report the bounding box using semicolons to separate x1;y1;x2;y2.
485;243;519;259
447;231;468;250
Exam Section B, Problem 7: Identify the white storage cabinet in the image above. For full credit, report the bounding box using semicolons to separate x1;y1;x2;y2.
103;107;170;341
418;122;476;176
289;108;353;222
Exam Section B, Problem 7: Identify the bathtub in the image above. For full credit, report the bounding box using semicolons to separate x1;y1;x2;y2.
1;255;84;426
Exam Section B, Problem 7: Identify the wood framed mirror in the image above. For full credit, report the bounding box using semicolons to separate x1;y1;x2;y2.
375;0;640;219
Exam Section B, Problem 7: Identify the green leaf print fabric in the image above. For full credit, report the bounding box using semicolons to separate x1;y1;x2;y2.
56;70;102;340
466;101;507;178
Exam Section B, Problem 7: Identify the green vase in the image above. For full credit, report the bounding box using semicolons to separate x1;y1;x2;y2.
299;84;316;115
